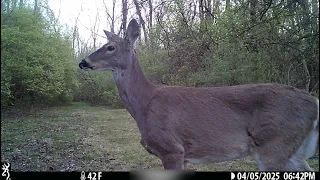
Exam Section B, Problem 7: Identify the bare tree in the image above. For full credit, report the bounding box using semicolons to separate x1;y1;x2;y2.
72;3;83;57
204;0;212;19
226;0;230;9
133;0;147;43
41;0;60;33
213;0;220;16
91;4;100;50
19;0;23;9
148;0;153;30
103;0;116;34
249;0;257;23
34;0;39;13
6;0;10;12
12;0;17;10
199;0;205;23
122;0;128;36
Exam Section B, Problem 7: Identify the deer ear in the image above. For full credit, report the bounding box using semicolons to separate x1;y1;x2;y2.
104;30;117;41
125;19;140;44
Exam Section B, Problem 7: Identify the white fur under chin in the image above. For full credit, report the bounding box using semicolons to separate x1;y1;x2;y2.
92;67;115;71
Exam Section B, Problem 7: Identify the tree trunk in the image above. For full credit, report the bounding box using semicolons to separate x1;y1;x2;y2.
34;0;39;13
122;0;128;36
12;0;17;10
311;0;318;16
214;0;220;18
199;0;205;23
249;0;257;23
111;0;116;34
148;0;153;30
6;0;10;13
205;0;212;20
226;0;230;9
19;0;23;9
133;0;148;44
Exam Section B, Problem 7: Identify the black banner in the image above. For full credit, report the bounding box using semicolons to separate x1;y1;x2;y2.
1;171;319;180
9;172;129;180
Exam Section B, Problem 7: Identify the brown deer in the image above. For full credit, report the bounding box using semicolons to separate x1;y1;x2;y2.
79;19;319;171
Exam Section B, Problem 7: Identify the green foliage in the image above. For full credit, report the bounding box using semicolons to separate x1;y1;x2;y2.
137;48;170;84
1;0;318;109
74;71;122;108
1;61;12;107
139;1;319;96
1;8;78;107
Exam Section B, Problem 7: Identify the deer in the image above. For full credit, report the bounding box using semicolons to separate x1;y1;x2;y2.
79;19;319;171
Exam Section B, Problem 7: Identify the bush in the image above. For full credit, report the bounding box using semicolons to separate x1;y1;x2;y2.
1;8;78;107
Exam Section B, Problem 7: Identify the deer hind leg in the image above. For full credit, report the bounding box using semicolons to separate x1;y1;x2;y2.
253;131;318;171
253;149;290;171
285;117;319;171
253;126;317;171
285;142;313;171
252;135;302;171
285;155;313;171
249;108;317;171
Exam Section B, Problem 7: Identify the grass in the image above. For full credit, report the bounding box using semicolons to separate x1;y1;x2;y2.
1;102;319;171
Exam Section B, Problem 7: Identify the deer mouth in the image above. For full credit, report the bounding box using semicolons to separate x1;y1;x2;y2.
82;66;94;70
79;60;115;71
79;60;94;70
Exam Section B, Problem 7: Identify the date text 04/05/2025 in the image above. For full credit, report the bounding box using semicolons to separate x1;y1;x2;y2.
231;172;316;180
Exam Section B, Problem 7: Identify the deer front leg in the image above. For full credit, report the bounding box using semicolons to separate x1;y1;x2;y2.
161;152;185;170
140;138;160;157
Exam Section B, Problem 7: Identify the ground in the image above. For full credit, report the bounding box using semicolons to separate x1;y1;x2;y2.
1;102;319;171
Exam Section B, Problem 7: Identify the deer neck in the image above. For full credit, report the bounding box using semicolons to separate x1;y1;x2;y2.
113;51;155;130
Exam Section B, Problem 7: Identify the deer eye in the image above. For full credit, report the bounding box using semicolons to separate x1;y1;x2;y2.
106;45;115;51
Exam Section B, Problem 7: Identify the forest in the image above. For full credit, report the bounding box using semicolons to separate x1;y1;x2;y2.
1;0;319;172
1;0;319;108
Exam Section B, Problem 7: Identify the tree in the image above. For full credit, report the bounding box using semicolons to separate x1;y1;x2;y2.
121;0;128;36
1;6;78;107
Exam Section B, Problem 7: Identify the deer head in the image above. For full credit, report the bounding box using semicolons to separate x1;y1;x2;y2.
79;19;140;71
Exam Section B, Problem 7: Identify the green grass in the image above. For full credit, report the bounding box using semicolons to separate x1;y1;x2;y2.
1;102;319;171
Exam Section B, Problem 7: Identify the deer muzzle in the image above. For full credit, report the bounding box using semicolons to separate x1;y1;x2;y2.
79;59;90;69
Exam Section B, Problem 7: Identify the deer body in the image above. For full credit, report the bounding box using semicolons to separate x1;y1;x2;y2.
144;84;317;168
79;19;319;171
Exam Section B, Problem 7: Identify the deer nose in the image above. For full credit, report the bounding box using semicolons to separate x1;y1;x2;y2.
79;60;88;69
